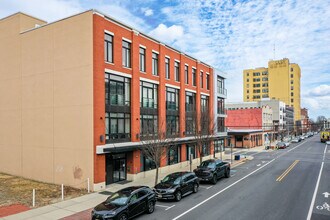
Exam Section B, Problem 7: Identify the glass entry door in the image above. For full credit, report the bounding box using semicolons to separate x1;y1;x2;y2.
106;153;126;185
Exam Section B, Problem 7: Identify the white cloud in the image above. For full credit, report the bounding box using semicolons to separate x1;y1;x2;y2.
142;8;153;16
149;24;184;44
308;84;330;96
0;0;83;22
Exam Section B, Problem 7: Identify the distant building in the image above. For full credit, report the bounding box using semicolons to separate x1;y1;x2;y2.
284;105;294;134
243;58;301;123
301;108;310;133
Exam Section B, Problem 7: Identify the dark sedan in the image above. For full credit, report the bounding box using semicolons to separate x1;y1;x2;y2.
91;186;156;220
154;172;199;201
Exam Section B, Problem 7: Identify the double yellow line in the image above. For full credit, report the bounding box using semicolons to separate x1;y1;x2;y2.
276;160;299;182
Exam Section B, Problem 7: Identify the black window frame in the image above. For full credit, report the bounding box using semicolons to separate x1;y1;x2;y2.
217;117;225;132
192;68;196;86
122;40;131;68
185;65;189;84
152;52;159;76
140;114;158;136
201;95;209;112
104;33;113;63
185;92;196;112
200;71;203;88
140;81;158;109
174;61;180;82
168;145;180;165
105;73;131;107
105;112;131;142
217;97;225;114
139;47;146;72
166;87;179;111
165;57;170;79
206;74;209;90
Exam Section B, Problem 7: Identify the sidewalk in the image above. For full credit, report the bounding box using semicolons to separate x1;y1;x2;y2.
2;147;267;220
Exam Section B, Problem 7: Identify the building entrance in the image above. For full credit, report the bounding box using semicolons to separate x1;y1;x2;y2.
106;153;126;185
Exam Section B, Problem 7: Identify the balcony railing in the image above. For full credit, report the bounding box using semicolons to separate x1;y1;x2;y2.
166;101;178;111
217;88;227;96
141;98;157;108
109;94;130;106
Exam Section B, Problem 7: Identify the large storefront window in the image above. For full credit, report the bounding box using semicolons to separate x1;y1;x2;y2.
168;145;180;165
214;139;225;154
166;115;179;136
141;155;156;171
202;143;210;156
186;116;195;135
186;144;196;160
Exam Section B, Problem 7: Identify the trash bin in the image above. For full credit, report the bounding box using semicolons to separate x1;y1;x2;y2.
235;155;240;160
265;146;269;150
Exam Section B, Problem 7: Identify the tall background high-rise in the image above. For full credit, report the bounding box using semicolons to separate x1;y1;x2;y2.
243;58;301;124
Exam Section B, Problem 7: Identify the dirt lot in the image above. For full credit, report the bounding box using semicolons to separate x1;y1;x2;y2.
0;173;87;208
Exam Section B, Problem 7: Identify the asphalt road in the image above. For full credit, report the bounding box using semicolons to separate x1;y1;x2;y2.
136;135;330;220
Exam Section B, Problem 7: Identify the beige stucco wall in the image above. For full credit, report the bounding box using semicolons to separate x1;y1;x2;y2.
0;12;94;189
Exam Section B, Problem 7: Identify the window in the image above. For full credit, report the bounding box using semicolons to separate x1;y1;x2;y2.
247;90;249;93
217;117;225;132
185;65;189;84
122;40;131;68
217;76;225;94
166;87;179;110
262;77;268;81
168;146;180;165
262;83;268;87
105;113;130;141
253;84;261;88
214;140;224;153
202;143;210;156
291;92;294;96
166;116;179;136
104;33;113;63
291;80;293;84
291;86;294;90
142;155;156;171
105;73;130;106
165;57;170;79
192;68;196;86
253;72;260;76
217;97;225;114
140;114;158;135
262;89;268;93
200;71;203;88
186;116;195;135
140;81;158;109
186;144;196;160
185;92;196;112
206;74;209;90
247;84;249;88
291;98;294;103
201;95;209;112
174;61;180;81
291;74;293;78
253;95;260;99
262;94;269;98
152;52;158;76
247;95;249;99
253;89;261;93
247;78;249;82
262;71;268;75
247;73;249;76
139;47;146;72
253;78;260;82
291;67;293;72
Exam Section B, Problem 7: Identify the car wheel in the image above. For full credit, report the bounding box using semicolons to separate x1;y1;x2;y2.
211;174;217;184
146;201;155;214
175;191;182;201
193;183;198;193
119;213;128;220
225;168;230;178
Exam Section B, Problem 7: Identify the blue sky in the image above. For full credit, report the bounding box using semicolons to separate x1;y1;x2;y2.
1;0;329;120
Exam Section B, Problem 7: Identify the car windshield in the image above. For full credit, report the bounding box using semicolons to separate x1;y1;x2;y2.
162;173;181;185
200;161;216;168
105;192;130;206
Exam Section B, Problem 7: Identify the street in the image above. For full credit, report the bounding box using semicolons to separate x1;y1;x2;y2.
134;135;330;220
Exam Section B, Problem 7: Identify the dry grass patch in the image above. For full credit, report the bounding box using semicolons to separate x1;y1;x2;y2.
0;173;87;208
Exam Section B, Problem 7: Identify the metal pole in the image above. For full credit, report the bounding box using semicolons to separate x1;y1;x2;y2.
32;189;35;207
231;143;233;164
61;184;64;201
189;154;193;172
87;178;90;193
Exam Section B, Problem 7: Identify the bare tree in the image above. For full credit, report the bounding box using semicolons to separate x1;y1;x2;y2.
139;117;178;185
189;110;217;165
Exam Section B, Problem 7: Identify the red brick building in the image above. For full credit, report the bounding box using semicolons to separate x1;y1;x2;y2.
0;10;228;191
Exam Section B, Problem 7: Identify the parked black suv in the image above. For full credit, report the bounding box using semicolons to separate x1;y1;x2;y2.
194;159;230;184
154;172;199;201
91;186;156;220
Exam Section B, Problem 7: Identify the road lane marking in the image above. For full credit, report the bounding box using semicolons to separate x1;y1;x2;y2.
276;160;299;182
257;164;261;166
165;205;175;210
307;143;327;220
172;141;306;220
206;186;213;189
156;204;171;208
